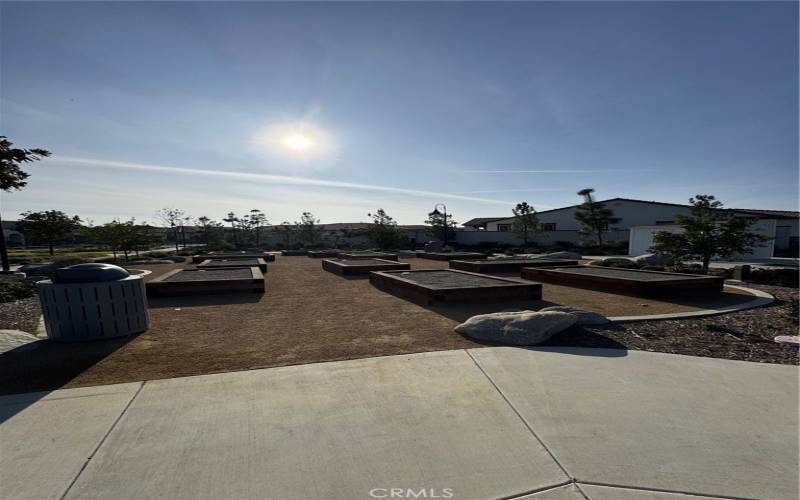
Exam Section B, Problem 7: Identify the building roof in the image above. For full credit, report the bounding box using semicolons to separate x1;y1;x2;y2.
462;217;509;227
467;198;798;225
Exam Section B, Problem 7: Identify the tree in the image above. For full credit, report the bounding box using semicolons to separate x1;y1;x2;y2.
276;221;297;248
0;136;51;271
425;209;457;244
650;195;771;273
155;208;185;252
367;209;407;250
16;210;82;255
573;188;621;247
243;209;268;247
223;212;240;247
511;202;539;247
295;212;322;248
90;219;159;261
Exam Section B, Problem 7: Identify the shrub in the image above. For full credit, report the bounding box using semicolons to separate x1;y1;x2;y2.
0;277;38;303
748;268;799;288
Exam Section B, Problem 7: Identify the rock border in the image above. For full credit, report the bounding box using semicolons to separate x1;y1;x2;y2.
608;284;775;323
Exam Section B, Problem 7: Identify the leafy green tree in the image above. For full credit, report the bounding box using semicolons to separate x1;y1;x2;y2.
425;209;457;244
155;207;185;252
223;212;240;247
16;210;82;255
0;136;51;271
650;195;771;273
243;209;268;247
295;212;323;248
276;221;297;248
573;188;621;247
367;209;407;250
90;219;159;261
196;216;224;247
511;202;539;247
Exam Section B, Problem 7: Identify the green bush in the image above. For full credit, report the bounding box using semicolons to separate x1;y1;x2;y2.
748;268;799;288
0;277;38;303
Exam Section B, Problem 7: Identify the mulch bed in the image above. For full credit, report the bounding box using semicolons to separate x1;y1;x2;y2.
557;283;798;365
0;297;41;334
0;259;796;395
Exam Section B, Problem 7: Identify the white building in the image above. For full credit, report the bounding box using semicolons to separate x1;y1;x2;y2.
460;198;799;256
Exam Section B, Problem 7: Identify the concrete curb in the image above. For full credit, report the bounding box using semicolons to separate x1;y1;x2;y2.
608;285;775;323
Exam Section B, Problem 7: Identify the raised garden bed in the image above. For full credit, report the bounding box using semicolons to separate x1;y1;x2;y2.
322;258;410;277
370;269;541;305
415;251;485;261
337;251;399;261
520;265;724;297
191;252;273;264
450;258;578;273
307;250;341;258
281;250;308;256
146;267;265;296
197;258;268;273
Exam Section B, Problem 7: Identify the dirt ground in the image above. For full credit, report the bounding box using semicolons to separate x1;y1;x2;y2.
0;257;792;395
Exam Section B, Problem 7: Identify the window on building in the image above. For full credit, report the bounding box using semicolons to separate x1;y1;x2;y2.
497;224;511;232
541;223;556;231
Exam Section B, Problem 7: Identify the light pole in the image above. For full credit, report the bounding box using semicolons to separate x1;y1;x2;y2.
433;203;447;247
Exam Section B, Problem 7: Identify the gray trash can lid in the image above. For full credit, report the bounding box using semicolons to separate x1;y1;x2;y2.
52;263;131;284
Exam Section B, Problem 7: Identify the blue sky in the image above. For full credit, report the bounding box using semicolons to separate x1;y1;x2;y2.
1;1;797;225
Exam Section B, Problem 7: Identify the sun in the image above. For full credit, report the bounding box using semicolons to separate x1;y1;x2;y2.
284;134;312;151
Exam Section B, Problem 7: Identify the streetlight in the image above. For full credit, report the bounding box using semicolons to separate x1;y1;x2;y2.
433;203;448;247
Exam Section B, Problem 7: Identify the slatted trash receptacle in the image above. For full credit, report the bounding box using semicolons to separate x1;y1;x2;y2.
37;263;150;341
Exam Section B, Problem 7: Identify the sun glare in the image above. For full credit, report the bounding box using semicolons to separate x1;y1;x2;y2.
284;134;312;151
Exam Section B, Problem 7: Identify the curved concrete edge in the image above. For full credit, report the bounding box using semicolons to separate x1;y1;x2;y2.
608;285;775;323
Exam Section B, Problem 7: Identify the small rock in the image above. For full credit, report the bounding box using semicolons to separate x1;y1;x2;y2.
774;336;800;346
454;311;577;346
539;306;610;325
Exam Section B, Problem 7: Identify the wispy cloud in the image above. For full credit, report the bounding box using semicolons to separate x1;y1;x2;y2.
55;156;514;205
456;188;561;194
451;169;653;174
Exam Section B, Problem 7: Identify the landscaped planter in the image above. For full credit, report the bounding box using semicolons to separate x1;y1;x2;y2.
337;251;399;261
415;251;486;261
520;265;725;297
191;252;271;264
322;258;410;276
197;258;268;273
370;269;542;305
449;258;578;273
307;250;341;258
146;267;265;296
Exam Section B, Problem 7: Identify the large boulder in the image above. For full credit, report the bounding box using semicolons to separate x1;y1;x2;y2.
454;311;577;346
632;253;669;266
539;306;610;325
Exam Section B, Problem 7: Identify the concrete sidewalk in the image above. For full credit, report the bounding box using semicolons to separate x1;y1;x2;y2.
1;348;797;500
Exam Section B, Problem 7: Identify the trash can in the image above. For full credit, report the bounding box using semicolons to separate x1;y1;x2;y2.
37;263;150;341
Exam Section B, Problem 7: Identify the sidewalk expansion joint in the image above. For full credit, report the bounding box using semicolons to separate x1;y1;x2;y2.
465;349;574;482
58;381;146;500
576;479;762;500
